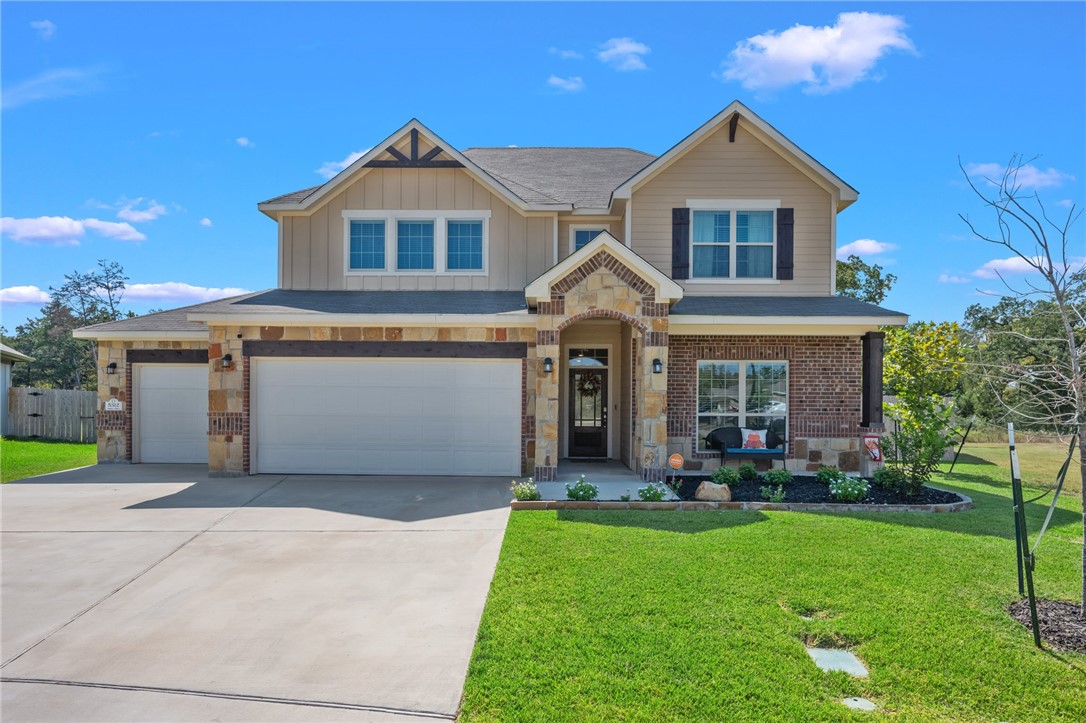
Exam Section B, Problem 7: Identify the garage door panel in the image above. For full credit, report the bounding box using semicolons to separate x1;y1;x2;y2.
138;365;208;464
254;359;520;475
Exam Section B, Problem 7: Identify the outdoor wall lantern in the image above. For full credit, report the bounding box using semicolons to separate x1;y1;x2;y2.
652;358;663;374
106;362;117;374
543;357;554;374
222;353;233;370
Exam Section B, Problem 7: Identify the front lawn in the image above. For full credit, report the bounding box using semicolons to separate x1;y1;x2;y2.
461;456;1084;721
1;437;96;482
957;440;1081;495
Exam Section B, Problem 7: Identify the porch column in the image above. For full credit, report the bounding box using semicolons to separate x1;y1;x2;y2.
861;331;885;428
639;318;669;481
534;327;560;481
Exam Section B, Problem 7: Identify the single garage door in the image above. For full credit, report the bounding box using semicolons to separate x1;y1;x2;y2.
253;358;521;475
136;364;209;463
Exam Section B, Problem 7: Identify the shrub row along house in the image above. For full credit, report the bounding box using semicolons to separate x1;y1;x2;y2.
76;102;906;480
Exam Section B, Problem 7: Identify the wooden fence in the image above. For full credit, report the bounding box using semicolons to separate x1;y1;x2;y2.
6;387;98;442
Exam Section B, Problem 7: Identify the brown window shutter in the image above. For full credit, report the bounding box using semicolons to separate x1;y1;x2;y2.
672;208;690;280
776;208;794;280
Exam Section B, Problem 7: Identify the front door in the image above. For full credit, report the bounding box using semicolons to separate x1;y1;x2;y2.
569;368;608;457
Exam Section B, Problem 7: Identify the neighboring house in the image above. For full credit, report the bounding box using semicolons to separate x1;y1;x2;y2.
75;101;907;480
1;343;34;436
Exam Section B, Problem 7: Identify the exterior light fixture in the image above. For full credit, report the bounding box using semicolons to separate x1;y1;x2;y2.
106;362;117;374
222;353;233;369
652;358;663;374
543;357;554;374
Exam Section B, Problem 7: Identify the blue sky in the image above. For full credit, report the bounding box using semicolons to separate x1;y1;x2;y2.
2;2;1083;330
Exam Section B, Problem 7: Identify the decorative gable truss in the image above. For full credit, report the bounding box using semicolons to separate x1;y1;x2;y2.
365;128;464;169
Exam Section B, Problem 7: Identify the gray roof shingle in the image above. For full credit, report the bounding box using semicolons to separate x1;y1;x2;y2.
260;185;323;205
75;293;263;334
222;290;530;315
670;295;907;318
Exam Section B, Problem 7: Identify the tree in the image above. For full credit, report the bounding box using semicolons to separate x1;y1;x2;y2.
959;154;1085;618
836;254;898;305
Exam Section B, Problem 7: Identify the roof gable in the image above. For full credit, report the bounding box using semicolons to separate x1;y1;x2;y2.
612;101;858;211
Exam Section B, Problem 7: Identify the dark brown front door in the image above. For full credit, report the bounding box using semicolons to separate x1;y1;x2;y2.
569;369;607;457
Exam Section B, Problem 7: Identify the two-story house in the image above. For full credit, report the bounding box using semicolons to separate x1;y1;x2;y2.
76;101;907;481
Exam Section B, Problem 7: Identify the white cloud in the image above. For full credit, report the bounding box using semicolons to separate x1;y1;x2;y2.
1;216;84;245
315;148;370;179
722;12;914;94
547;75;585;93
836;238;898;260
116;198;167;223
125;282;252;303
597;37;650;71
1;285;51;305
973;255;1086;279
549;47;583;60
236;137;255;148
31;20;56;40
81;218;146;242
1056;199;1076;208
964;161;1075;190
1;66;108;109
938;274;971;284
200;217;213;227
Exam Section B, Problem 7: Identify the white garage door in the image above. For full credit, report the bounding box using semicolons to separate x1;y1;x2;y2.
253;358;522;476
137;364;209;463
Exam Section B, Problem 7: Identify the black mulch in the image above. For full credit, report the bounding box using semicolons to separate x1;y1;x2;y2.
663;475;964;506
1008;599;1086;654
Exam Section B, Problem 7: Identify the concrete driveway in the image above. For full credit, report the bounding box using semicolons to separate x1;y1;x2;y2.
1;465;512;722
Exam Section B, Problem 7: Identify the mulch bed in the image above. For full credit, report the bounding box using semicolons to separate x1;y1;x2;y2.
1008;599;1086;654
664;475;964;506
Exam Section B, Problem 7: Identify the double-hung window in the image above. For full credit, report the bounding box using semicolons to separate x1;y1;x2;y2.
696;361;788;450
690;204;776;279
446;220;483;270
349;220;386;271
397;220;435;271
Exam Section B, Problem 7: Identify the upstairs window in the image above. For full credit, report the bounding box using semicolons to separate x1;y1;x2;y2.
571;226;608;254
349;220;386;270
691;208;775;279
397;221;435;271
446;220;484;271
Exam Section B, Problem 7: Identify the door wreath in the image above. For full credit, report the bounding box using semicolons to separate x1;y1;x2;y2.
576;374;601;397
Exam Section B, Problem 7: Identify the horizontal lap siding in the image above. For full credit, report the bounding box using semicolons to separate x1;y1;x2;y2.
631;124;833;296
283;162;554;291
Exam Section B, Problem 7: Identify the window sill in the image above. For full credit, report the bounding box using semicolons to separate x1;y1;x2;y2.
346;270;488;276
683;278;781;285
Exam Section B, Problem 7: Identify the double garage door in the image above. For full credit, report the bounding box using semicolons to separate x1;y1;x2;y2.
252;358;522;476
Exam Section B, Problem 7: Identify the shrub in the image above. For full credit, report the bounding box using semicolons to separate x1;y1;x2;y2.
763;468;793;486
711;466;739;485
510;477;541;501
620;492;631;502
637;482;669;502
882;395;955;496
828;475;870;502
815;465;845;484
873;466;909;494
760;485;786;503
737;463;759;481
565;475;599;501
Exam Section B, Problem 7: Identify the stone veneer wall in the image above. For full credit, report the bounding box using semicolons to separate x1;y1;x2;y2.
208;324;538;476
667;335;868;472
534;250;669;481
95;339;210;463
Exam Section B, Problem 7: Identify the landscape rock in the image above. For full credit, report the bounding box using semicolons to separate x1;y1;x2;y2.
694;481;732;502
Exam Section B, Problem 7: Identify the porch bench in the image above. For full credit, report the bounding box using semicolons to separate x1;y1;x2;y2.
704;425;787;466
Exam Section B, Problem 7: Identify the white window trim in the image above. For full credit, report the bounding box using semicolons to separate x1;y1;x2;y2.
568;224;610;256
687;201;778;281
696;360;789;451
341;210;491;276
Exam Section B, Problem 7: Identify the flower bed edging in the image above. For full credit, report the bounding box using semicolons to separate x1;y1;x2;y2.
510;493;973;513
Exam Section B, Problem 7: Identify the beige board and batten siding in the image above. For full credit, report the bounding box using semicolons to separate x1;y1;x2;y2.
630;123;833;296
280;166;555;292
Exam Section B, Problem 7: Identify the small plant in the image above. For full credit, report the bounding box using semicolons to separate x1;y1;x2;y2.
619;493;631;502
760;484;786;503
737;463;759;481
565;475;599;501
711;465;739;485
763;468;793;486
637;482;669;502
828;475;870;502
510;477;541;501
873;466;908;494
815;465;845;484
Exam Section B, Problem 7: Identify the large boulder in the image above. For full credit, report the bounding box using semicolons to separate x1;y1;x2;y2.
695;480;732;502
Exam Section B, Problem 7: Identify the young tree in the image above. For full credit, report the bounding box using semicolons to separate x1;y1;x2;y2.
959;154;1085;618
836;254;898;305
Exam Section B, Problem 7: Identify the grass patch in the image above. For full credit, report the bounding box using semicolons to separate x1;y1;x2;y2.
955;440;1081;496
1;437;96;482
461;454;1085;721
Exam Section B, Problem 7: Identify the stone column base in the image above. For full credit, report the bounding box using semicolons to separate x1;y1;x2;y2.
209;469;245;479
534;465;557;482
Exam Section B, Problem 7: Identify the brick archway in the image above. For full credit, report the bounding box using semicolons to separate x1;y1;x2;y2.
556;309;649;334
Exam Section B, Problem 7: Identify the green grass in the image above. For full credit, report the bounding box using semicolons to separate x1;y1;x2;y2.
956;440;1081;496
1;437;96;482
461;455;1085;721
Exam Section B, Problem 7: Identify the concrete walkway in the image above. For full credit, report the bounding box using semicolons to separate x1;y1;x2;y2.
535;459;678;501
1;465;511;722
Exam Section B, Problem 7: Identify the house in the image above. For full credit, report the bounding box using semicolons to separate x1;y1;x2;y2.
75;101;907;480
1;343;34;436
